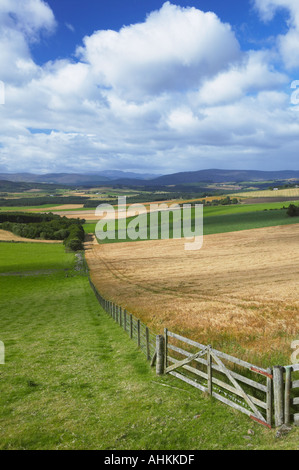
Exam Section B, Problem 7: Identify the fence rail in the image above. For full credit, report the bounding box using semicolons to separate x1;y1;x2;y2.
161;329;272;428
87;275;299;430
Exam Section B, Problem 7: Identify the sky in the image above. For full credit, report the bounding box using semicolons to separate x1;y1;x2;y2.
0;0;299;175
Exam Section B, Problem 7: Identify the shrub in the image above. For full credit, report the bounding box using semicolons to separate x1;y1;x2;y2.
287;204;299;217
65;238;83;252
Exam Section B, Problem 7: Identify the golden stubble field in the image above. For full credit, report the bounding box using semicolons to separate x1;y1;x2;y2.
0;229;62;243
85;224;299;364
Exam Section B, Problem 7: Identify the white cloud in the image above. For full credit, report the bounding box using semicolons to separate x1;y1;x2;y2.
77;2;240;100
197;50;288;105
254;0;299;69
0;0;55;84
0;0;55;38
0;1;298;174
65;23;75;33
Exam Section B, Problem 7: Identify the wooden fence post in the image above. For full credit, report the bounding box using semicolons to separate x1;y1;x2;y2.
130;314;133;339
273;366;284;427
207;345;212;395
266;367;273;428
284;366;292;426
146;327;150;361
137;319;141;348
156;335;165;376
164;328;168;371
124;310;127;332
119;307;122;327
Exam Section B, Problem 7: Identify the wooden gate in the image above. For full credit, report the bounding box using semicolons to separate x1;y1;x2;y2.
160;330;273;428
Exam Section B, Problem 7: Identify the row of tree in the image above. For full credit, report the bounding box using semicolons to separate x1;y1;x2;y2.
0;212;85;251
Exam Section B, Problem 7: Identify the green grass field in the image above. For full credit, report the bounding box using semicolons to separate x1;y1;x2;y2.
1;242;299;449
83;202;299;243
0;243;75;273
0;204;61;212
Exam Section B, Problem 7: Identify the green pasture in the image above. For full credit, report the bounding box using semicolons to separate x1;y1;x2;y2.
83;202;299;243
0;242;299;449
0;242;74;273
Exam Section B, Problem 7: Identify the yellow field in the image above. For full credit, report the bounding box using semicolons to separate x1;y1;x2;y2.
85;224;299;364
0;229;62;243
232;187;299;199
30;204;85;212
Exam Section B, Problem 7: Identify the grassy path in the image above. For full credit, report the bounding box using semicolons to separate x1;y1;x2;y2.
0;243;299;449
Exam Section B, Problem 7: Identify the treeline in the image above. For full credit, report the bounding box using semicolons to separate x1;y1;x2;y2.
0;196;89;207
83;193;176;208
0;180;71;193
202;196;239;206
84;194;240;208
0;212;85;251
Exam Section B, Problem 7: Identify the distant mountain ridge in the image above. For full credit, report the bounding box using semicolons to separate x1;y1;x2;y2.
0;169;299;187
108;169;299;186
0;171;160;186
144;169;299;186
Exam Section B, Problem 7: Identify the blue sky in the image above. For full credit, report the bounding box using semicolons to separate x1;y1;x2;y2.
34;1;291;69
0;0;299;174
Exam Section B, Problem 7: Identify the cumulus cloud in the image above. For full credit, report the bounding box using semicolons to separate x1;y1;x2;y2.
197;50;288;105
0;0;56;37
254;0;299;69
0;1;298;174
77;2;241;100
0;0;55;84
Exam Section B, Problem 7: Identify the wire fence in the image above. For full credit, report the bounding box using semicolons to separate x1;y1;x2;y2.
86;264;299;429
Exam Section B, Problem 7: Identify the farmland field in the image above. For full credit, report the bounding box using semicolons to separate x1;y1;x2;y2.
232;188;299;199
3;241;297;449
85;224;299;366
0;242;74;273
83;202;299;242
0;229;63;244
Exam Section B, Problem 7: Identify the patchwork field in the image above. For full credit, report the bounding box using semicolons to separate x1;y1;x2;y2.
232;188;299;199
3;241;293;450
85;224;299;366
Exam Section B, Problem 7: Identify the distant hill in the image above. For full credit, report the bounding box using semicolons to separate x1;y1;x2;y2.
0;173;111;186
1;169;299;188
140;169;299;186
96;169;299;187
0;180;71;192
0;171;159;186
91;170;160;180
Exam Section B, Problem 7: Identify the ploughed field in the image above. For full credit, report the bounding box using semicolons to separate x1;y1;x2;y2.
85;224;299;365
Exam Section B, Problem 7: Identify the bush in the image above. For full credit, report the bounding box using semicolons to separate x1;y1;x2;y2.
287;204;299;217
65;238;83;252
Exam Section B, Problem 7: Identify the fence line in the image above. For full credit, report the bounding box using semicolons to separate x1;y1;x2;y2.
87;274;298;429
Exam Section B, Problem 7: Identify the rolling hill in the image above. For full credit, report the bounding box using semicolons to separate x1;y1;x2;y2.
0;169;299;187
